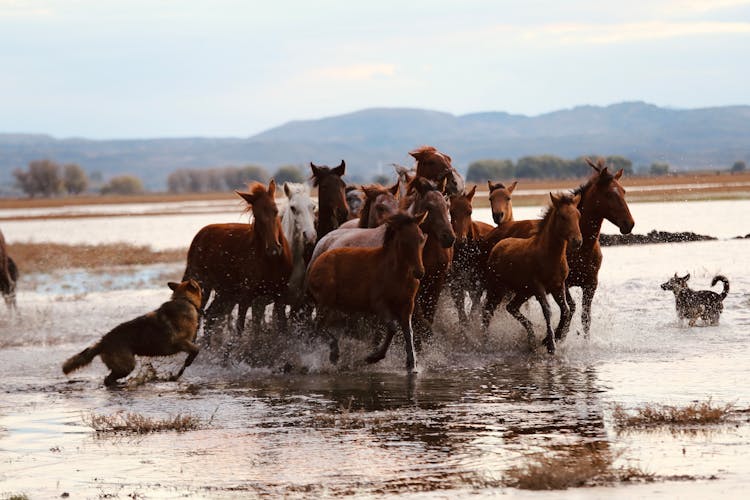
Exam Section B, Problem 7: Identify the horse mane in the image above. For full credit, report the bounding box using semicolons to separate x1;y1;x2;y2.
571;159;613;208
310;166;334;187
489;182;506;193
536;193;576;234
239;182;270;214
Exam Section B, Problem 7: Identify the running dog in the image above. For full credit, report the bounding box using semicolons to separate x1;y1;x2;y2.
660;273;729;326
62;280;202;386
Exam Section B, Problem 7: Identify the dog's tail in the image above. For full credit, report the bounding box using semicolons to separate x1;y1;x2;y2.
62;341;103;375
712;275;730;300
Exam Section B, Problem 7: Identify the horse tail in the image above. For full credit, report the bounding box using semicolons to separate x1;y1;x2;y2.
711;275;729;300
62;341;103;375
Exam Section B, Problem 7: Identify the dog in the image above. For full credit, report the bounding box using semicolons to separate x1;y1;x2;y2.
660;273;729;326
62;280;202;386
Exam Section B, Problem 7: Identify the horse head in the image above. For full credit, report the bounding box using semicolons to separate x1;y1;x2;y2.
549;192;583;250
487;180;517;225
449;185;477;244
410;145;463;196
310;160;349;236
384;211;428;280
236;179;284;257
406;176;456;249
584;158;635;235
283;182;317;246
359;181;400;228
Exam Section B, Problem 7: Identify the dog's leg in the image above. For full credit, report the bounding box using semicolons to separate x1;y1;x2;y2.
170;340;200;381
101;351;135;387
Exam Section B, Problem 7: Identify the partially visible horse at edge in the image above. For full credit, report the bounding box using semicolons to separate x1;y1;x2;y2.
482;193;582;355
0;228;18;310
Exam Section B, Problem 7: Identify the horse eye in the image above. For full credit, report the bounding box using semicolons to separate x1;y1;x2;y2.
291;206;298;213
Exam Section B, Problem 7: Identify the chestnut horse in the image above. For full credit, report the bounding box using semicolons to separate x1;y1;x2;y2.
311;161;349;241
409;146;465;196
447;186;494;322
482;193;582;354
488;180;518;225
307;211;427;372
404;177;456;342
182;180;292;344
338;181;400;229
393;163;415;199
0;228;18;310
481;159;634;338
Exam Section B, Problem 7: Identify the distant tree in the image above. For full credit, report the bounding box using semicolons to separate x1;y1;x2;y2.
63;163;88;194
605;155;634;175
516;155;568;179
371;173;391;185
649;162;670;176
13;159;63;198
466;159;514;182
167;169;191;193
226;165;270;189
273;165;305;184
731;160;746;173
100;175;145;195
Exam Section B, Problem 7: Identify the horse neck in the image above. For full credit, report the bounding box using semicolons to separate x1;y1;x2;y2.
578;192;604;246
281;210;305;260
536;210;569;257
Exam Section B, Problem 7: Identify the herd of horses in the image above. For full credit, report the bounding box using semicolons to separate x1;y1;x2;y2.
178;145;635;373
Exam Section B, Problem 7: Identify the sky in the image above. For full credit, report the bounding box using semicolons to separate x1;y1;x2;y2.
0;0;749;139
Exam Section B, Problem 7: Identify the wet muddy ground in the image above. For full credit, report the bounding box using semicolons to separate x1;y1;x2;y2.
2;201;750;498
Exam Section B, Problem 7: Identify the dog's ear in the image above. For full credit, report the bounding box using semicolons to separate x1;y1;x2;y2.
167;282;179;291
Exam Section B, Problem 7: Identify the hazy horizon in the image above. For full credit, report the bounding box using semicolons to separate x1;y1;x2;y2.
1;1;749;139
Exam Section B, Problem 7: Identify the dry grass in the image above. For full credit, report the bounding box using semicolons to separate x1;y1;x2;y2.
84;411;204;434
612;399;735;428
505;443;652;490
7;242;186;273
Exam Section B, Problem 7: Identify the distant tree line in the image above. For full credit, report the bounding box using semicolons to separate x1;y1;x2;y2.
465;155;634;182
12;159;143;197
166;164;305;193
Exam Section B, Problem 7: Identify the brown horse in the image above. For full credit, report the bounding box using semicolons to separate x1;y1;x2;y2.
311;161;349;240
482;193;582;354
481;159;634;338
447;186;495;322
338;181;400;229
488;180;518;225
410;146;465;195
307;211;427;372
182;180;292;344
0;228;18;310
404;177;456;343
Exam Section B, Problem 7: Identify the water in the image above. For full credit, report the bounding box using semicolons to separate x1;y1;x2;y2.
1;200;750;497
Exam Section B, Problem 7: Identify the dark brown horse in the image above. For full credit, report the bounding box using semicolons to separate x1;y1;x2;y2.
338;181;400;229
410;146;465;195
481;159;634;338
307;211;427;372
447;186;494;322
488;180;518;225
0;228;18;310
404;177;456;342
311;161;349;241
483;193;582;354
182;180;292;344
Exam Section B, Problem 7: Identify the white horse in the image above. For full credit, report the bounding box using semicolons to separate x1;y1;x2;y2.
280;182;317;307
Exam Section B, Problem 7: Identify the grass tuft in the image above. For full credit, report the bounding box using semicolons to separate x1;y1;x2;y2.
612;398;734;428
84;411;204;434
505;443;652;490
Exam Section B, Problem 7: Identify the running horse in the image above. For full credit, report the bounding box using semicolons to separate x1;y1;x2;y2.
310;161;349;241
307;211;427;373
482;193;582;354
409;146;465;196
182;180;292;345
278;182;317;313
447;185;494;322
0;228;18;310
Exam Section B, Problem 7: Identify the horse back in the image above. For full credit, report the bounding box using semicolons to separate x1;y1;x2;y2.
489;236;568;291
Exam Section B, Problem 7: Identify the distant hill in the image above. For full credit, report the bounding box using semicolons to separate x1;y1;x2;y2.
2;102;749;189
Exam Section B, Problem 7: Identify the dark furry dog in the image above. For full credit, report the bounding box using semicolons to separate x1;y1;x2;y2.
62;280;202;386
660;273;729;326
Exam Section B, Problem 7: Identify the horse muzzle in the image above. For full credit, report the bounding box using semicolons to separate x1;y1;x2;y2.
619;220;635;235
413;267;425;280
570;238;583;250
441;233;456;248
492;212;503;225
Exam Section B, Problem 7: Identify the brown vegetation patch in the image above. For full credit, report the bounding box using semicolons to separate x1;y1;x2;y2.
84;411;204;434
612;399;735;428
505;442;653;490
8;242;186;273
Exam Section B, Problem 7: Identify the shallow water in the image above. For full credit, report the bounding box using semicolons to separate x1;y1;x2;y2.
2;201;750;497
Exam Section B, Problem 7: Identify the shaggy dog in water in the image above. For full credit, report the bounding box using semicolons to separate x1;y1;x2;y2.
660;273;729;326
62;280;202;386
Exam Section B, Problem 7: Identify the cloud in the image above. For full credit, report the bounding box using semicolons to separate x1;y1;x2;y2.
0;0;53;17
308;63;397;81
528;21;750;44
661;0;750;14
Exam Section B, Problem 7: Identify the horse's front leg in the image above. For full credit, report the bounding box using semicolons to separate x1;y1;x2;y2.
535;290;555;354
552;286;571;342
580;282;597;339
448;275;468;324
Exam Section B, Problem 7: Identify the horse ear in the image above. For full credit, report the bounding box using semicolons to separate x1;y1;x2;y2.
167;281;179;291
393;164;407;175
268;179;276;198
362;185;377;199
235;190;255;205
549;192;559;206
487;180;494;192
413;211;428;226
389;179;400;197
310;163;321;177
466;184;477;201
586;157;601;172
572;193;582;206
508;181;518;193
284;182;291;198
332;160;346;177
614;168;624;180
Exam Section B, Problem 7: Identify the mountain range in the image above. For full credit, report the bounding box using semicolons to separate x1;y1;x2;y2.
2;101;749;188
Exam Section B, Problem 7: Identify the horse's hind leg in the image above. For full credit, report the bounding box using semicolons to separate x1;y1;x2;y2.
481;288;503;331
580;283;597;339
535;291;556;354
506;293;536;351
101;350;136;387
365;319;397;365
552;287;571;342
449;278;468;323
315;309;339;364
